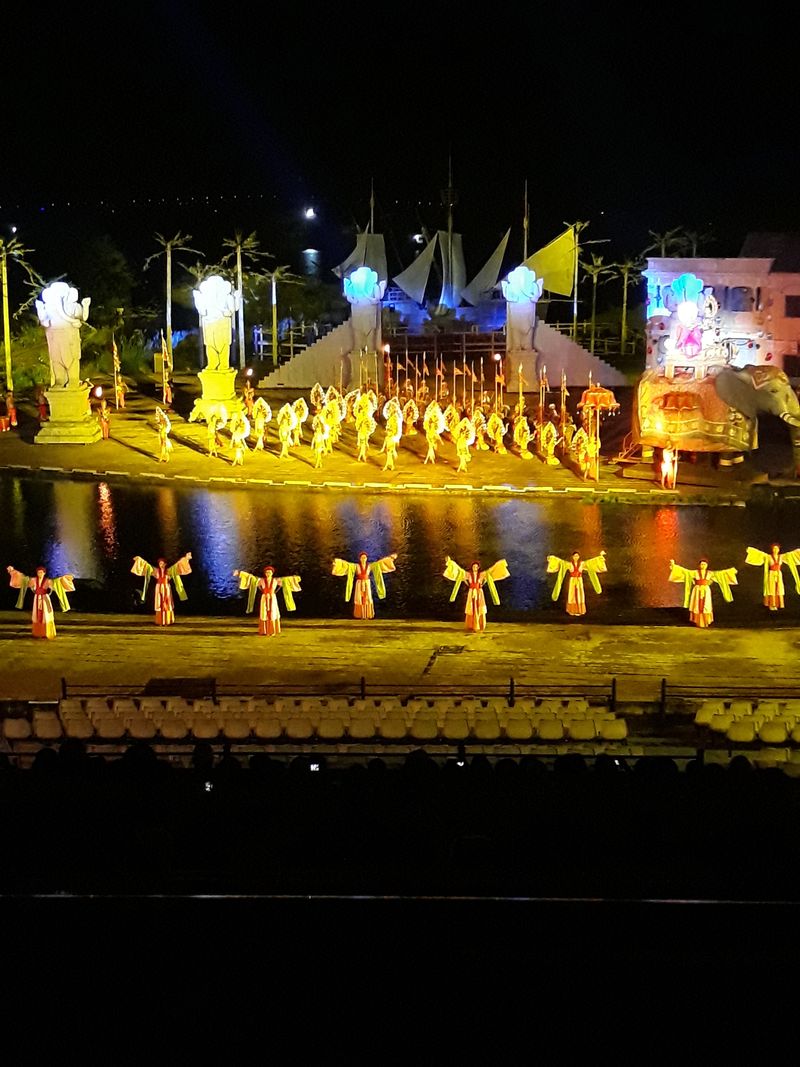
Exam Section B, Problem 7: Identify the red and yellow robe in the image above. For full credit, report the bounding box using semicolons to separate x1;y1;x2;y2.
547;554;607;616
669;563;737;628
745;547;800;610
443;558;510;632
236;570;301;636
332;555;396;619
132;554;192;626
8;568;75;639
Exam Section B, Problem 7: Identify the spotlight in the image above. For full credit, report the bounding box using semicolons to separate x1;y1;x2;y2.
94;386;103;398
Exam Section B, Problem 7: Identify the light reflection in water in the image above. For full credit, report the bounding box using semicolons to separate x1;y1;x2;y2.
96;482;117;559
0;475;798;624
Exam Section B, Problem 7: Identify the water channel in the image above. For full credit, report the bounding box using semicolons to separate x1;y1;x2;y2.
1;475;799;627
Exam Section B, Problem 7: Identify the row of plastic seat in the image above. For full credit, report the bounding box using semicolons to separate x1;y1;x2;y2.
3;708;628;744
695;700;800;726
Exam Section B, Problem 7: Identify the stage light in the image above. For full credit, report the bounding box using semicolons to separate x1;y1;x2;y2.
246;367;253;378
94;386;103;398
304;207;316;219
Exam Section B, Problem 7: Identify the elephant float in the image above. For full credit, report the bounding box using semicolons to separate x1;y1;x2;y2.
634;364;800;475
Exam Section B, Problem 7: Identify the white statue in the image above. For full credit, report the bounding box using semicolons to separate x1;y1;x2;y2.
192;275;241;371
344;266;386;355
35;282;91;389
502;266;543;353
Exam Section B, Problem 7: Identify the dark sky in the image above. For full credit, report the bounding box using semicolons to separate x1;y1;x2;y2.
5;5;800;275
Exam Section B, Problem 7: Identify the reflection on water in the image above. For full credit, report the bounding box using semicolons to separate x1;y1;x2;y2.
1;475;799;625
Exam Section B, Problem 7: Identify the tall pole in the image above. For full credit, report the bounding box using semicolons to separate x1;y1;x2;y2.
271;274;278;367
1;248;12;393
523;179;529;261
165;243;173;363
236;242;245;370
470;362;475;413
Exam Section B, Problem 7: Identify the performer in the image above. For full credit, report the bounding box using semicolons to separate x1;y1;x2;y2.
538;420;560;466
115;376;129;410
229;410;250;466
356;408;377;462
660;446;678;489
423;400;445;465
311;413;329;469
382;406;403;472
241;379;255;419
455;417;475;473
292;397;309;445
207;407;226;458
547;551;607;616
486;411;507;455
155;407;172;463
131;552;192;626
669;558;737;628
35;385;49;423
5;390;18;428
471;407;490;451
513;414;534;459
233;565;301;636
276;403;298;459
443;556;510;632
331;551;397;619
745;543;800;611
252;397;271;451
96;397;109;439
402;398;419;436
8;565;75;639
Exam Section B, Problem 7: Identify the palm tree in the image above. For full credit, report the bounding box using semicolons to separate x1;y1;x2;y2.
0;236;43;392
221;231;272;369
612;256;644;349
678;228;715;256
144;232;203;363
258;266;303;367
643;227;686;258
581;253;614;355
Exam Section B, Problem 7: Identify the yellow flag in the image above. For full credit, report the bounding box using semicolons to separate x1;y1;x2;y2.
522;227;576;296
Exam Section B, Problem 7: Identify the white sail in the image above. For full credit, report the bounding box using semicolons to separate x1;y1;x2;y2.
393;232;438;304
436;231;466;311
461;228;510;306
332;233;388;285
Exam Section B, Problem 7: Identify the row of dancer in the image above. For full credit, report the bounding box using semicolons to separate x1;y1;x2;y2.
9;544;797;639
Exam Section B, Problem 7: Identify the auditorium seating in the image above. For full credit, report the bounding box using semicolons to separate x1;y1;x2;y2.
694;697;800;749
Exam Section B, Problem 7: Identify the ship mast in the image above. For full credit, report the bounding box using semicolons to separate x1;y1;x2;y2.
523;179;529;261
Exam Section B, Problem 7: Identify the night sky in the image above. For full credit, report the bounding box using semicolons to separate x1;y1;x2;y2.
5;5;800;276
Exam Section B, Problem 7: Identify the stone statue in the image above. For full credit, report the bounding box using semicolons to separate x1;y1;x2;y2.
502;266;543;353
35;282;91;389
192;275;241;371
344;266;386;356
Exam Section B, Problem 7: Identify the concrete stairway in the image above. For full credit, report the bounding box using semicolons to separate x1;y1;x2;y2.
258;322;355;389
533;321;629;387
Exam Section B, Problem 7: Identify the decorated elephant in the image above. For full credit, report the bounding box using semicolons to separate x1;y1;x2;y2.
715;364;800;474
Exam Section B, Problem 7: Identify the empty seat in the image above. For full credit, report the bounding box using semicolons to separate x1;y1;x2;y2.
473;717;501;742
128;716;157;740
730;700;753;719
94;714;125;740
442;716;470;742
755;701;779;720
254;716;282;741
694;701;723;725
410;716;439;742
112;698;138;718
504;718;533;742
63;713;94;740
317;717;346;741
192;719;220;740
347;716;379;740
164;697;193;716
285;717;314;741
759;722;788;745
84;698;111;718
159;716;189;740
222;716;251;740
3;718;31;740
59;699;85;719
708;713;734;733
379;717;409;740
218;696;250;715
567;720;596;741
537;720;565;742
32;711;63;741
138;698;167;719
598;718;628;741
727;720;756;744
791;725;800;745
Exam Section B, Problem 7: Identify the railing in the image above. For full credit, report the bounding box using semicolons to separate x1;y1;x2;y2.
60;675;618;711
658;678;800;717
547;321;638;358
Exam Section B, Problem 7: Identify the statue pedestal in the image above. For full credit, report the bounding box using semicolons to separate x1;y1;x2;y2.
35;385;101;444
188;368;240;424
